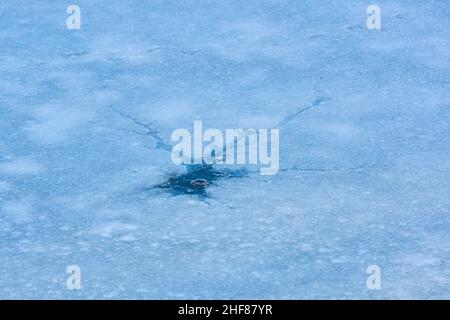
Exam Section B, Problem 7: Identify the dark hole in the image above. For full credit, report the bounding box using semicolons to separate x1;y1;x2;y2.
156;164;248;198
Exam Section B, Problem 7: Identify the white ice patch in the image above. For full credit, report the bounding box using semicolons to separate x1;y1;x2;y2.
119;234;137;242
86;37;162;65
142;98;195;126
316;122;359;140
0;158;43;175
89;221;138;239
397;254;442;267
0;181;11;193
24;104;92;144
236;114;281;129
210;19;284;62
1;200;34;223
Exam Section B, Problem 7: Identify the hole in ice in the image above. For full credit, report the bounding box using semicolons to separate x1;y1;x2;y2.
156;164;248;197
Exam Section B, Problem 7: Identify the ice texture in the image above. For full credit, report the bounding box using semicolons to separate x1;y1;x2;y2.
0;0;449;299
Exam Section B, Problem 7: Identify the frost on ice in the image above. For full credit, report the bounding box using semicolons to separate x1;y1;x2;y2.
0;1;450;299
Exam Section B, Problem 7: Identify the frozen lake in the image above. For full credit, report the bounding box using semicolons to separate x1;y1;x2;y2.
0;0;449;299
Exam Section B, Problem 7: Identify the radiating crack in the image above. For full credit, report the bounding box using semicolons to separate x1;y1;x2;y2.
281;163;389;173
112;109;172;151
275;96;330;128
111;109;248;198
110;94;340;199
212;95;330;163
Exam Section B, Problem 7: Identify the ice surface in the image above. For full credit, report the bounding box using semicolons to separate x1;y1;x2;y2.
0;0;449;299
